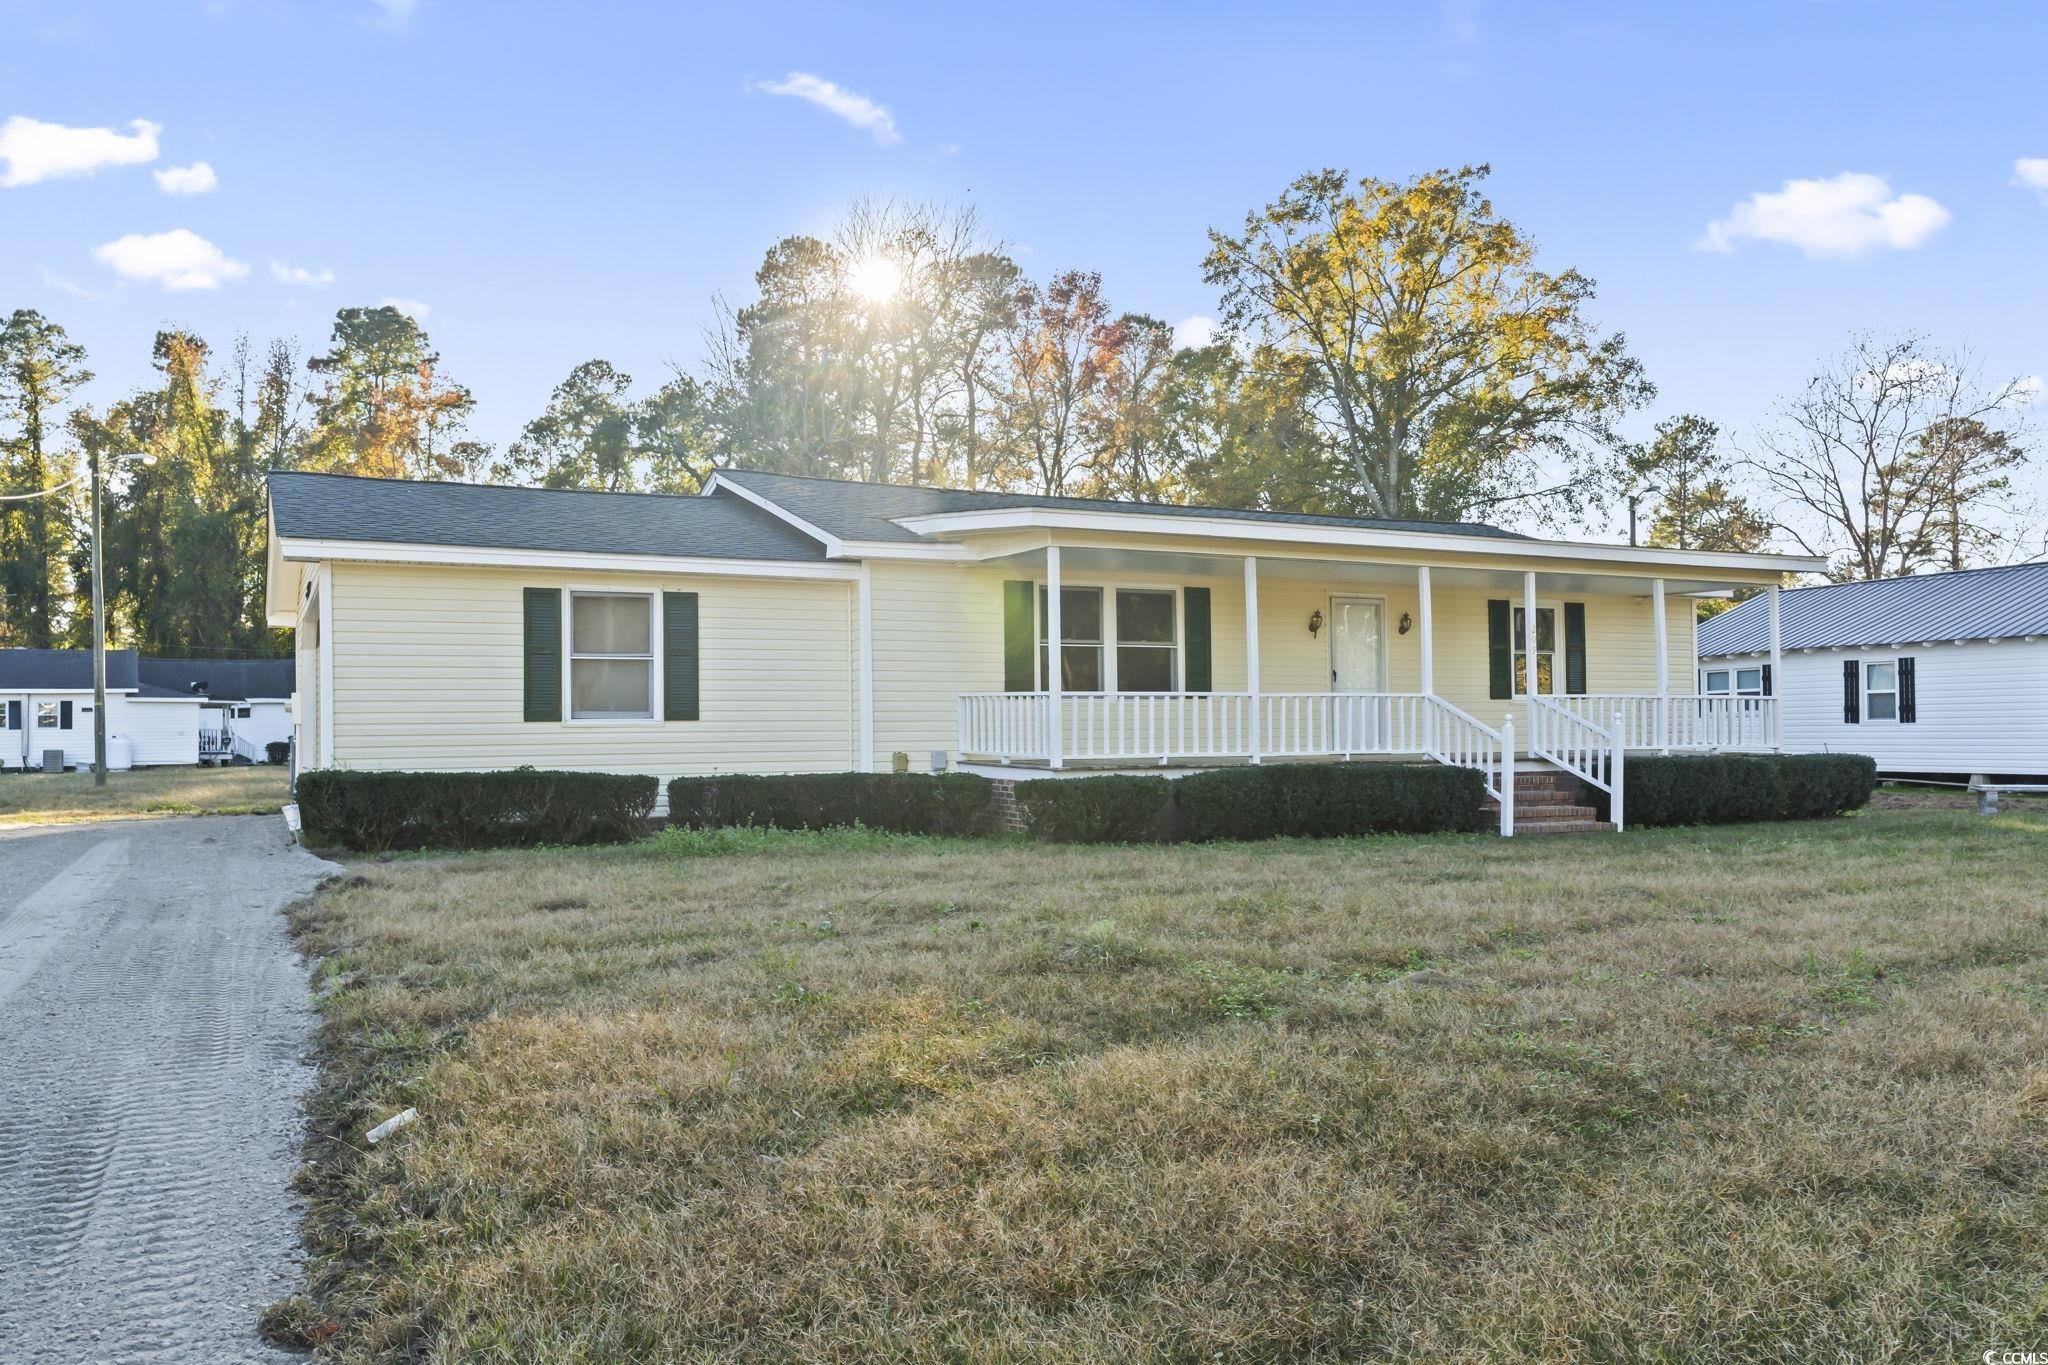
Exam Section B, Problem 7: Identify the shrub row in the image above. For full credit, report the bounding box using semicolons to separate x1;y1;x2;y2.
666;772;991;835
1615;753;1877;827
1018;762;1488;843
265;740;291;765
296;768;658;851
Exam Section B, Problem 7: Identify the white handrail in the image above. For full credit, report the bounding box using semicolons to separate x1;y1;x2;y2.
1552;694;1778;752
1422;694;1512;836
1528;695;1624;831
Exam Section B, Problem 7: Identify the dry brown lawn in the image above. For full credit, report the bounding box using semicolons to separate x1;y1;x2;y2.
286;808;2048;1362
0;763;288;825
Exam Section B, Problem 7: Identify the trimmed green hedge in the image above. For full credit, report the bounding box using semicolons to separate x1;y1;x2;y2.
296;768;658;851
1016;775;1172;843
265;740;291;765
666;772;991;835
1615;753;1877;827
1177;762;1490;841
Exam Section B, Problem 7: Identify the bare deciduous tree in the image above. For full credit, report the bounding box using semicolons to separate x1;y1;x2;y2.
1745;336;2033;581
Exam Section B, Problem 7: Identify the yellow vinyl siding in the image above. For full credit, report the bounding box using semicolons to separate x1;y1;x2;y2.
326;562;854;776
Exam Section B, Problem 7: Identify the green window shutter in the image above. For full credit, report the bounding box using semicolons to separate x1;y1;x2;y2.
1563;602;1587;695
1183;587;1212;693
663;591;700;721
1842;660;1859;723
1003;580;1035;691
1487;599;1512;700
523;587;562;722
1897;655;1916;723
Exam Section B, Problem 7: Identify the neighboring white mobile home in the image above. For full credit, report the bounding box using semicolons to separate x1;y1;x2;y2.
1697;562;2048;781
267;470;1829;835
0;649;203;769
137;657;296;762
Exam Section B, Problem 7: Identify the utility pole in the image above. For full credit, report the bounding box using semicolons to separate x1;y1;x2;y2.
1627;485;1660;548
91;441;106;785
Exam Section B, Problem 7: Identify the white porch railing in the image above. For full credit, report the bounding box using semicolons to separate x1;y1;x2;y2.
199;726;232;761
1551;694;1778;752
956;691;1517;835
1528;695;1624;831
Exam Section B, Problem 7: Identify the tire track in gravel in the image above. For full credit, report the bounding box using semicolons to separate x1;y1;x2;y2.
0;816;339;1364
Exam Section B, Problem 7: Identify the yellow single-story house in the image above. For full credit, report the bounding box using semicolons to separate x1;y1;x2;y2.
265;469;1826;835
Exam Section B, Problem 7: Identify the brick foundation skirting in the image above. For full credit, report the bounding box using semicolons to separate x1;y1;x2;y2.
981;777;1028;833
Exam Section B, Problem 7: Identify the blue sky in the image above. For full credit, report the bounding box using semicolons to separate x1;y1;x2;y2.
4;0;2044;534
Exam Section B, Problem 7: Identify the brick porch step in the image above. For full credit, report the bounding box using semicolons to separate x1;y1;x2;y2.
1513;818;1617;835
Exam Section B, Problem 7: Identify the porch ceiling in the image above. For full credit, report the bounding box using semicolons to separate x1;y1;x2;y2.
985;543;1743;597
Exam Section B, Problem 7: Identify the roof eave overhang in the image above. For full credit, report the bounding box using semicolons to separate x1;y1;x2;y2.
888;507;1828;576
275;535;862;581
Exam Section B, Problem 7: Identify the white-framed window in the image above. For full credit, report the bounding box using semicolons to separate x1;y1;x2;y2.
568;591;655;720
1038;585;1180;693
1735;667;1763;696
1864;660;1898;721
1512;603;1559;695
1703;668;1730;694
36;701;61;729
1703;667;1765;697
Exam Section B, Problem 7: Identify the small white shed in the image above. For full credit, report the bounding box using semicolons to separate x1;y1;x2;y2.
1698;562;2048;781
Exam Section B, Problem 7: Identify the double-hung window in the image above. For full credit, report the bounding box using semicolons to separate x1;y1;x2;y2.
1512;604;1557;695
569;592;654;719
1864;660;1898;721
1113;589;1176;691
1038;587;1178;692
1707;667;1765;697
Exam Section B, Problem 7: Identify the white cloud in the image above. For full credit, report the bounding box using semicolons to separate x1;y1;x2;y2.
755;72;901;145
270;259;335;286
1695;172;1949;259
368;0;418;29
1172;315;1217;351
153;161;218;195
2013;158;2048;195
93;229;249;290
380;296;430;319
0;115;160;187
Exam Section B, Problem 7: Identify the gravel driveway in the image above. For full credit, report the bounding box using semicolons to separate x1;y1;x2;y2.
0;814;337;1363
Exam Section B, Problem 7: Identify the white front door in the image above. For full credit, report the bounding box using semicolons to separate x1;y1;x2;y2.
1329;596;1387;752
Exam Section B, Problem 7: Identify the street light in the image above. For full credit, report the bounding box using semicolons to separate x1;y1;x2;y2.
1626;485;1661;549
90;450;155;786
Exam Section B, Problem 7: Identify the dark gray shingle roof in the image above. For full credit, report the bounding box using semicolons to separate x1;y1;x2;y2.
138;657;294;701
269;471;829;562
1699;562;2048;656
714;469;1528;544
0;648;140;690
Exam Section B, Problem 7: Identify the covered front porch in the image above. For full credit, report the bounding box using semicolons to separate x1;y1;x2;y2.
951;544;1786;833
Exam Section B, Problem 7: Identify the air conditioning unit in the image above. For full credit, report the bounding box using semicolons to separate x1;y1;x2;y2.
41;748;67;774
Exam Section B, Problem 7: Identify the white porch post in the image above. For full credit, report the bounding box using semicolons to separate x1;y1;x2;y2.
1767;581;1783;751
1418;564;1435;755
1244;555;1261;764
856;562;874;772
1046;544;1063;769
1652;577;1669;753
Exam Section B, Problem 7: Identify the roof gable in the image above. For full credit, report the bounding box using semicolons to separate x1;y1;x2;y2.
711;468;1529;544
1699;562;2048;656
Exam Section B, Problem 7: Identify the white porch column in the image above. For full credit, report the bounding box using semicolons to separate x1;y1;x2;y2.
856;563;875;772
1522;570;1537;759
1244;555;1261;763
1417;565;1435;695
1652;577;1669;753
1046;544;1063;769
1767;581;1783;751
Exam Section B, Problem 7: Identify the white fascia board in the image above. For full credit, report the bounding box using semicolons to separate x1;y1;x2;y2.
889;506;1828;575
701;474;844;556
276;537;861;581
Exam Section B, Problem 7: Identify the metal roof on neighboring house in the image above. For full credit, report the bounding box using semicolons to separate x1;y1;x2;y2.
1698;561;2048;656
712;468;1530;544
137;657;295;701
268;471;831;561
0;648;141;691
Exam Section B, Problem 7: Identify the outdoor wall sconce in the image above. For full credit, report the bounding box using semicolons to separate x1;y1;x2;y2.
1307;609;1324;638
1399;612;1413;635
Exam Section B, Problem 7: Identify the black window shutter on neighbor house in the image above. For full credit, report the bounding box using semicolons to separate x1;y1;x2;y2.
1003;581;1035;692
60;700;72;729
1761;664;1773;695
1898;656;1916;723
1842;659;1859;723
663;591;700;721
523;587;562;722
1183;587;1212;693
1487;599;1512;699
1563;602;1587;695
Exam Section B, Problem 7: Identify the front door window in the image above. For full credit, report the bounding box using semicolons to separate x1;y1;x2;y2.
1513;605;1558;695
1329;597;1385;691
